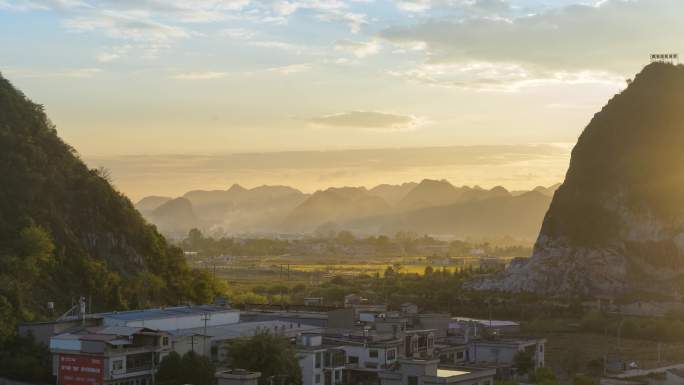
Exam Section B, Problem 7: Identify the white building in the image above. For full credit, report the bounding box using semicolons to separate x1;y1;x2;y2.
297;334;346;385
379;359;496;385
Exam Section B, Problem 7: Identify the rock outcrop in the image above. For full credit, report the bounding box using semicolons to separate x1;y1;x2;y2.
480;63;684;298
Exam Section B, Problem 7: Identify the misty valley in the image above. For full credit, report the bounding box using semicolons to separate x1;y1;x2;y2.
4;2;684;385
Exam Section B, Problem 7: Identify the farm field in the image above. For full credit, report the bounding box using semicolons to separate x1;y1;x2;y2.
191;254;512;291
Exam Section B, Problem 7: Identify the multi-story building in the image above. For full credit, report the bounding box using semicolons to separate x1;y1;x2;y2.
467;337;545;369
296;333;346;385
50;326;171;385
379;359;496;385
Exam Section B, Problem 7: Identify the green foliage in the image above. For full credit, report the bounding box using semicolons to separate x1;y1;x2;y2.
579;311;684;342
533;367;558;385
157;351;215;385
228;330;302;385
0;74;220;337
0;333;53;382
574;375;598;385
180;228;531;260
514;349;535;376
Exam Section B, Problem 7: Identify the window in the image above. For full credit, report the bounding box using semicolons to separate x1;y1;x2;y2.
365;362;378;369
315;374;321;384
456;351;464;360
112;360;124;371
369;350;378;358
387;349;396;361
315;352;322;369
348;356;359;364
408;376;418;385
162;337;169;346
539;345;544;353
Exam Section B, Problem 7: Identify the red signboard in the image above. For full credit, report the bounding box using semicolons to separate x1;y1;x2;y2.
59;354;104;385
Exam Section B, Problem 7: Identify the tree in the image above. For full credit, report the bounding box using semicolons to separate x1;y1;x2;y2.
0;332;53;383
228;330;302;385
336;230;355;244
533;367;558;385
156;351;182;385
513;349;535;376
187;228;205;250
181;351;215;385
574;375;597;385
157;351;215;385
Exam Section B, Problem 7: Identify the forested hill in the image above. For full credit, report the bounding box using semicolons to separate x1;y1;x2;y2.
0;74;217;337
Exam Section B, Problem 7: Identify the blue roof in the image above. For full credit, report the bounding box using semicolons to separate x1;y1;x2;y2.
101;305;235;321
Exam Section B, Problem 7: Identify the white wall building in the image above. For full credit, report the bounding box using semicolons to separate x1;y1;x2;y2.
379;359;496;385
297;334;346;385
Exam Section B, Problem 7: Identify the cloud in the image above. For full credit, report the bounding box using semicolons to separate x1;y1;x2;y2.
266;63;311;75
380;0;684;89
63;10;190;43
4;67;103;78
219;27;255;39
248;40;310;54
382;0;684;73
387;62;625;91
96;52;119;62
395;0;511;14
315;9;368;33
396;0;432;13
334;39;380;58
171;71;228;80
308;111;423;131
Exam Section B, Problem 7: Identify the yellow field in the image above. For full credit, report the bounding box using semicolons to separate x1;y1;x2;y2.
285;263;459;276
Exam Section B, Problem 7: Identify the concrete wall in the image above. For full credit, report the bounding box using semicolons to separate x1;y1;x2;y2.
343;345;398;370
299;350;325;385
172;335;212;357
468;341;544;368
327;308;355;329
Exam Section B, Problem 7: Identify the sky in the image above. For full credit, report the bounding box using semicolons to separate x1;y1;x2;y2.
1;0;682;199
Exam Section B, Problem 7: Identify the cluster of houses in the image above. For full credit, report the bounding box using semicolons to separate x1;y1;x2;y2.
19;297;546;385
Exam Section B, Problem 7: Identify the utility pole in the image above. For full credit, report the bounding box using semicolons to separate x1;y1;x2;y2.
488;299;493;329
658;342;662;363
202;313;211;357
212;256;217;283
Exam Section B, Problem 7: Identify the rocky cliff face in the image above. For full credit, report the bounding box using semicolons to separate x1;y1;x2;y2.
481;63;684;298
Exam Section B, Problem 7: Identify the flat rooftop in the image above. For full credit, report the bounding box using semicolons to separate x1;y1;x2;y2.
452;317;520;327
437;369;471;378
100;305;236;321
171;320;321;339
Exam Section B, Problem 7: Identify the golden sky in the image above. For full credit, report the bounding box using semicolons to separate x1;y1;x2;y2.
2;0;680;198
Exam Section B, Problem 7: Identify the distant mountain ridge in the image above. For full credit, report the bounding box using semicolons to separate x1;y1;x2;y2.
137;179;559;240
